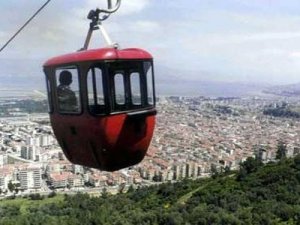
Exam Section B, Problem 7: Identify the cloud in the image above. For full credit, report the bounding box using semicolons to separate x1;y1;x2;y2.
73;0;150;18
2;0;300;84
0;0;153;58
191;32;300;46
147;7;300;84
0;31;6;38
117;0;150;15
130;21;161;33
290;52;300;58
183;30;300;83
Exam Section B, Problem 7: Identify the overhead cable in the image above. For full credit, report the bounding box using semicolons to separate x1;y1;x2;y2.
0;0;52;52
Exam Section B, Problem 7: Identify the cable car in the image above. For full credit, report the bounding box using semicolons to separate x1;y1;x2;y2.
43;0;156;171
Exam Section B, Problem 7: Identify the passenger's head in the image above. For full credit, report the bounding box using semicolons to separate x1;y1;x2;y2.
59;71;72;85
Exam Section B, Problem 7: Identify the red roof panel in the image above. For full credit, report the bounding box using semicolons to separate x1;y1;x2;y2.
44;48;152;66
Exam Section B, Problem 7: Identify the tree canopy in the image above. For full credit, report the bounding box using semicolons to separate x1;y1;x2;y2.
0;155;299;225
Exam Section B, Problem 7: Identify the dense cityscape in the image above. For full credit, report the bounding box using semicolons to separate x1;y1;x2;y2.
0;93;300;197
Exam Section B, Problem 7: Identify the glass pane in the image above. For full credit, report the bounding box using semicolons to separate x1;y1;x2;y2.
87;67;105;114
130;72;141;105
144;62;154;105
87;67;104;106
56;67;80;113
114;73;125;105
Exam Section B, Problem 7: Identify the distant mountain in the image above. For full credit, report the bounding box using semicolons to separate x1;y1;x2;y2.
0;58;45;90
263;83;300;97
0;64;269;97
155;65;268;97
0;75;45;90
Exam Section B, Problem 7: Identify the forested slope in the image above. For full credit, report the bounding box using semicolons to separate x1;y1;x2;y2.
0;155;300;225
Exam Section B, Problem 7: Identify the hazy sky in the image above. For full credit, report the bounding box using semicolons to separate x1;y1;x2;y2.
2;0;300;85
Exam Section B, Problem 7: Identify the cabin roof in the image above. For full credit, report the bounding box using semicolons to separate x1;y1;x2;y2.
44;48;153;66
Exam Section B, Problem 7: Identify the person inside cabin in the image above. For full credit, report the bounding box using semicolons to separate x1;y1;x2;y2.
57;70;78;112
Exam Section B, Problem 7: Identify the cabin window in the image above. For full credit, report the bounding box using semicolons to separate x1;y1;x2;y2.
87;66;105;114
108;60;155;113
144;62;155;105
130;72;141;105
55;67;81;114
114;73;125;105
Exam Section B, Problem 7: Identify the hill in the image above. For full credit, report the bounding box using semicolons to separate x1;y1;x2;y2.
263;83;300;97
0;156;299;225
155;66;267;97
263;101;300;119
0;64;267;97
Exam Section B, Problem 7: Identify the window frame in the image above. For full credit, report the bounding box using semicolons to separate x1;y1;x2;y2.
144;61;156;107
106;60;155;114
129;71;142;106
54;65;82;115
112;71;128;111
44;71;53;113
86;65;107;115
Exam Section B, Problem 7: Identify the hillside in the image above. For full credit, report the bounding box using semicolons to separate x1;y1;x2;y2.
0;156;300;225
263;102;300;119
263;83;300;97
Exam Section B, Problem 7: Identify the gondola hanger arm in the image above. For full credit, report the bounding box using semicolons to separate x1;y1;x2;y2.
98;0;121;15
81;0;122;51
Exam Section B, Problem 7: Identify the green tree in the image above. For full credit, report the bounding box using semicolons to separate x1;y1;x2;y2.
211;164;219;179
276;141;287;160
7;180;15;193
153;174;162;182
294;154;300;170
118;183;126;194
224;166;231;174
28;193;44;200
48;191;56;198
240;157;263;174
127;185;135;193
101;187;108;198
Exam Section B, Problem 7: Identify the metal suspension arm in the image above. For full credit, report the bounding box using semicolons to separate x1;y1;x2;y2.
99;0;121;14
80;0;121;51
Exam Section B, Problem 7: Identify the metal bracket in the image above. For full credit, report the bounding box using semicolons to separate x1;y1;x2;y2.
79;0;121;51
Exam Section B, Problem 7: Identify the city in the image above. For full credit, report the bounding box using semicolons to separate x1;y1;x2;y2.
0;94;300;197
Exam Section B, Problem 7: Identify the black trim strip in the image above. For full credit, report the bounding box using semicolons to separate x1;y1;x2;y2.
127;108;157;117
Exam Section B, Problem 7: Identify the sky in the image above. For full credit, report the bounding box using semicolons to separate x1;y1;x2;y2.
2;0;300;85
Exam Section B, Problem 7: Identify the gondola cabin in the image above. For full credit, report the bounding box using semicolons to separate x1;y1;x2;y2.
43;47;156;171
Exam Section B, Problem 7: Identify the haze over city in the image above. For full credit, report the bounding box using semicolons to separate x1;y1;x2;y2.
2;0;300;92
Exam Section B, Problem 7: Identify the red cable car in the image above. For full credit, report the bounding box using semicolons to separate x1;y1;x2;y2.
43;0;156;171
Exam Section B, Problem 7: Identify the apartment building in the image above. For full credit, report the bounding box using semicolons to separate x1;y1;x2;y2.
19;166;42;190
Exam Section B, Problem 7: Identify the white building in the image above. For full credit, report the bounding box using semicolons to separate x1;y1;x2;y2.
39;135;54;147
21;146;40;161
26;137;40;147
68;174;84;187
72;164;84;174
49;172;70;188
0;153;8;166
0;173;13;191
18;166;42;190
